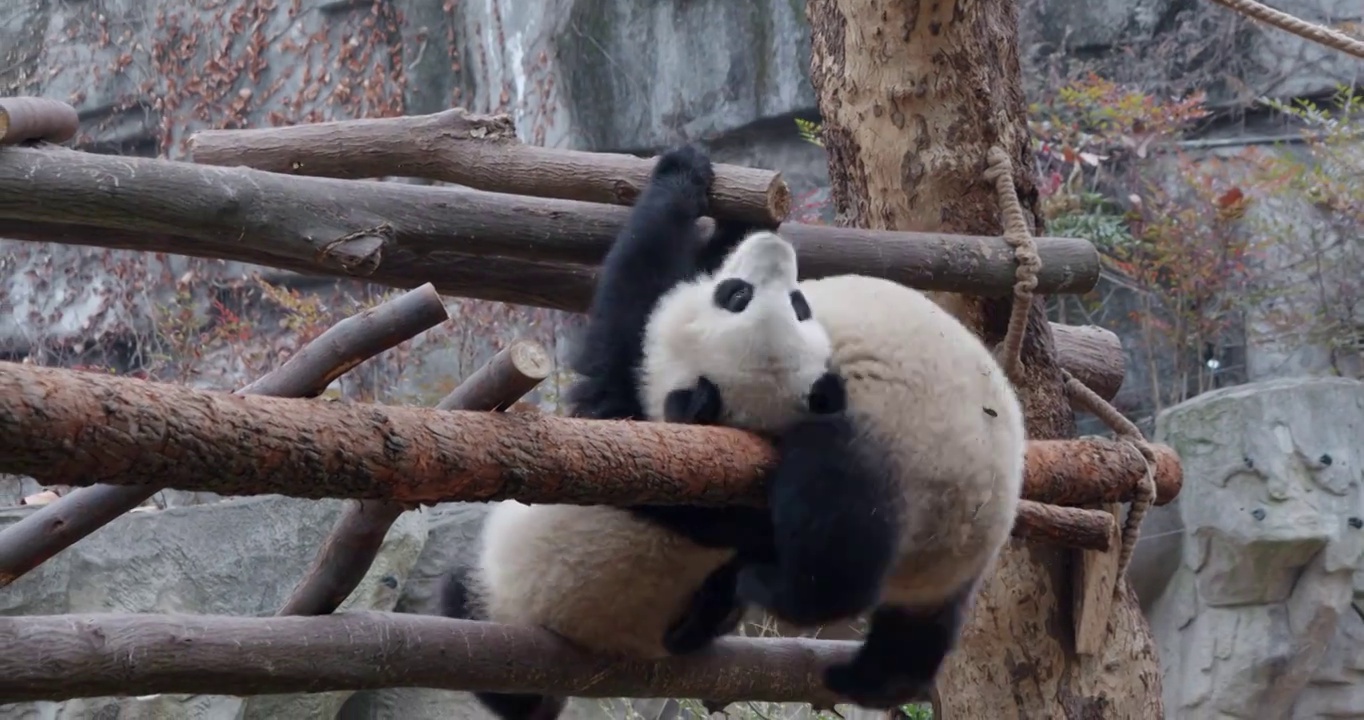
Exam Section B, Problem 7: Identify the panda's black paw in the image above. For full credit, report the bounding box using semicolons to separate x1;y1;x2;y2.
807;372;847;415
663;376;725;425
823;660;932;711
652;144;714;215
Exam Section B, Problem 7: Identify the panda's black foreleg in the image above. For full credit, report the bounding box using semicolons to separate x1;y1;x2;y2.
821;593;970;710
567;144;717;421
735;412;900;626
439;572;570;720
662;555;747;655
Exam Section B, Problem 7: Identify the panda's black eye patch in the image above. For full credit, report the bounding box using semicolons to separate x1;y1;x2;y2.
713;278;754;313
790;290;812;321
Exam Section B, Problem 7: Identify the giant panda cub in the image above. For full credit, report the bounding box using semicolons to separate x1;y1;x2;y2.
730;269;1029;709
438;144;842;720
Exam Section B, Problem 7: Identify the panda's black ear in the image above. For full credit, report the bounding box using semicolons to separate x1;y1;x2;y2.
790;290;812;321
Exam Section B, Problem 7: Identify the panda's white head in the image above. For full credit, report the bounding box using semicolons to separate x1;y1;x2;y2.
641;230;833;431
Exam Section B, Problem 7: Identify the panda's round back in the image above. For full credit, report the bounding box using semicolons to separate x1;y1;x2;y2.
640;231;832;431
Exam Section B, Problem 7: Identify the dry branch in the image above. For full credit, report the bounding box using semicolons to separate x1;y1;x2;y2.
277;339;552;616
0;145;1099;296
1014;500;1114;551
0;612;854;705
0;97;79;145
0;362;1180;549
190;109;793;226
0;284;449;588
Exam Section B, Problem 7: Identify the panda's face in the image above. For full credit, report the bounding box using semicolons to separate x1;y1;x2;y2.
639;230;833;429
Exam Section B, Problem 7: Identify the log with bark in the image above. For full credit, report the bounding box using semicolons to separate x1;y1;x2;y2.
0;97;79;145
0;220;1128;402
276;339;553;616
0;145;1097;296
0;361;1179;550
190;109;793;227
0;612;854;705
806;0;1167;713
0;284;450;589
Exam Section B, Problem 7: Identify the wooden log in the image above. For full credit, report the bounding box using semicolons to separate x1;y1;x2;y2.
1049;324;1125;401
189;109;793;227
1025;438;1181;506
0;145;1099;296
0;612;856;705
1013;500;1115;551
0;97;79;145
0;361;1181;549
0;284;450;588
277;339;553;616
0;219;1126;402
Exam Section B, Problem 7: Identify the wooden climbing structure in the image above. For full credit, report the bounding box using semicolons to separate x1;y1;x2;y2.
0;97;1183;706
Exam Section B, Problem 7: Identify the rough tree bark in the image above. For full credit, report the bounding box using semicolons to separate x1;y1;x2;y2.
0;361;1180;551
805;0;1164;716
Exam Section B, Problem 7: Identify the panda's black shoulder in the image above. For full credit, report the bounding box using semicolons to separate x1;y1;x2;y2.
437;567;483;621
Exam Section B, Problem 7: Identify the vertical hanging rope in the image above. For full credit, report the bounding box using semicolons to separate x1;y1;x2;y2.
1061;369;1157;597
982;144;1155;597
984;145;1043;384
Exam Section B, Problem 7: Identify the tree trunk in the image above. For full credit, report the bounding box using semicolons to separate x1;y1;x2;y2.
804;0;1164;716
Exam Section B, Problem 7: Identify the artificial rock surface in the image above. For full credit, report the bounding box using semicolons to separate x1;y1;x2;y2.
1145;377;1364;719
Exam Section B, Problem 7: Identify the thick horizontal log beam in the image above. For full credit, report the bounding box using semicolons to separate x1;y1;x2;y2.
190;109;793;227
0;612;855;705
0;284;450;589
0;219;1126;402
0;361;1181;548
0;145;1098;296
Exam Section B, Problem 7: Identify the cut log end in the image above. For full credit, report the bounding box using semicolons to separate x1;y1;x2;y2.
509;340;553;381
766;172;793;222
0;97;80;146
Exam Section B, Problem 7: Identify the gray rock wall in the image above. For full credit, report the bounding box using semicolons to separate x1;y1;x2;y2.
1142;377;1364;718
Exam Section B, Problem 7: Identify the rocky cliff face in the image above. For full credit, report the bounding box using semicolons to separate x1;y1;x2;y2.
2;0;1363;718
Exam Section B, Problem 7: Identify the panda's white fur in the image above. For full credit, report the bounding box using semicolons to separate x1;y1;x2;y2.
463;230;833;661
806;273;1024;606
734;271;1027;709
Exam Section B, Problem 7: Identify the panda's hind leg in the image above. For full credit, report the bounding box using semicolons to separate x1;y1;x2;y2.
662;555;747;655
821;590;971;710
735;412;898;626
472;693;568;720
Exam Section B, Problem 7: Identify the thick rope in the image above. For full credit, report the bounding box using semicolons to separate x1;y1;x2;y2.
1209;0;1364;60
984;145;1043;384
1061;369;1157;597
981;145;1151;596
